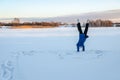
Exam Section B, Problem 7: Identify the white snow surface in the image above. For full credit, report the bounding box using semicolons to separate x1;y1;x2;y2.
0;27;120;80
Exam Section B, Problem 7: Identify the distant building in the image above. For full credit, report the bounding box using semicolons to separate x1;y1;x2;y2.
12;18;20;24
113;23;120;27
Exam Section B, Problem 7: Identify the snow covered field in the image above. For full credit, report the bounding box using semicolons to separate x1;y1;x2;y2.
0;27;120;80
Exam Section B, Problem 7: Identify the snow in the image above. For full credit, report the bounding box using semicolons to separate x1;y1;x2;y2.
0;27;120;80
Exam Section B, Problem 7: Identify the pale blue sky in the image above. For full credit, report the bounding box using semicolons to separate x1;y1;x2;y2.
0;0;120;18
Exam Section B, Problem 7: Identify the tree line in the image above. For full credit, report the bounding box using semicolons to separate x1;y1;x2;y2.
0;22;61;27
0;18;114;27
88;19;113;27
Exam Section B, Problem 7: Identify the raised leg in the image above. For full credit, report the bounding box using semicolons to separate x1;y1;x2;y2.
77;22;83;34
84;23;89;38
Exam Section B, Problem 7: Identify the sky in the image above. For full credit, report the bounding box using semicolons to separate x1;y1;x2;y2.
0;0;120;18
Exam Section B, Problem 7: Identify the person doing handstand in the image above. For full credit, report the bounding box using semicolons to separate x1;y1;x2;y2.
76;20;89;52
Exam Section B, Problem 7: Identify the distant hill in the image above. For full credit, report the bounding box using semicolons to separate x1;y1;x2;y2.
0;9;120;24
44;9;120;24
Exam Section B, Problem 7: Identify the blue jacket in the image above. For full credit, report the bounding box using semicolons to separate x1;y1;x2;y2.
77;34;86;47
